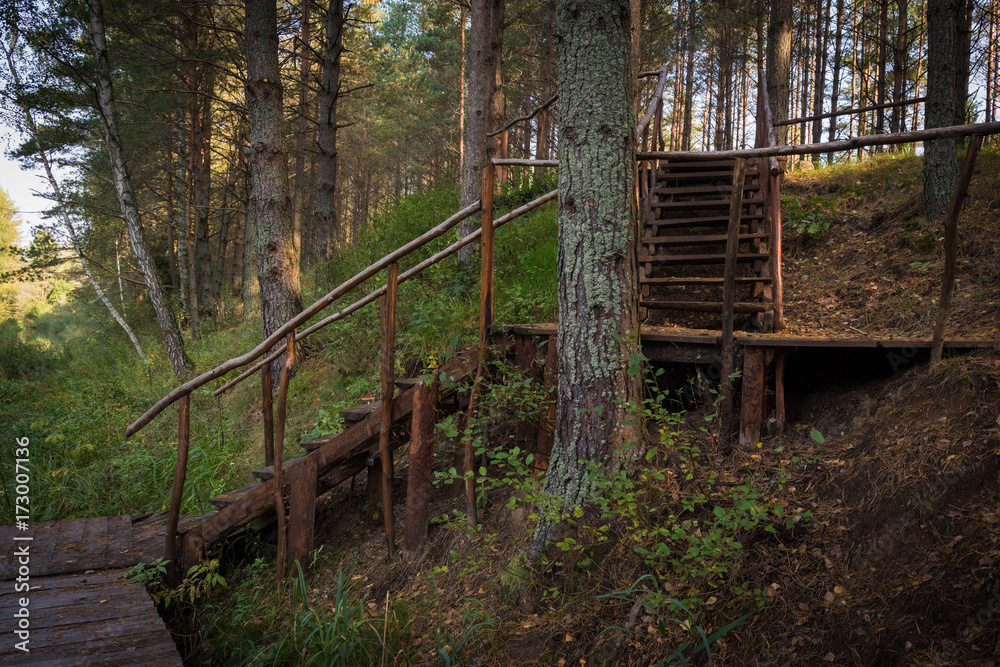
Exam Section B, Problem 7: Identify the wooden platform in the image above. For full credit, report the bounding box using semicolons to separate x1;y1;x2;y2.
0;515;186;665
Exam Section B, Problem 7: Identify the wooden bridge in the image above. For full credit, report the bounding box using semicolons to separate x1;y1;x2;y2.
4;67;1000;661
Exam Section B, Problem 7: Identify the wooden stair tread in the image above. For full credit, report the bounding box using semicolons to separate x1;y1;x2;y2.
652;197;764;210
339;401;381;422
638;252;770;265
640;300;771;313
648;214;764;228
640;276;773;285
652;184;759;196
654;169;758;181
209;484;262;510
655;159;741;169
641;233;768;246
252;456;307;481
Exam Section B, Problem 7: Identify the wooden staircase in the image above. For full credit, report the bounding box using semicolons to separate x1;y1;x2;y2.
638;158;776;331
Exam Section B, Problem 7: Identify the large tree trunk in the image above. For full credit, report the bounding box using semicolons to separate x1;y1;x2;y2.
246;0;303;372
86;0;191;376
315;0;344;265
767;0;793;144
923;0;964;219
532;0;641;557
458;0;502;265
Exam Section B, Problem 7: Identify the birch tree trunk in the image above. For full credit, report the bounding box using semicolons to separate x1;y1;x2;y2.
85;0;190;376
532;0;641;558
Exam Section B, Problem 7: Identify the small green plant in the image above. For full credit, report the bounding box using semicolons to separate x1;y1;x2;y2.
783;195;834;240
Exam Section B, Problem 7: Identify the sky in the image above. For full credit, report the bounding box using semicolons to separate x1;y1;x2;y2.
0;120;54;245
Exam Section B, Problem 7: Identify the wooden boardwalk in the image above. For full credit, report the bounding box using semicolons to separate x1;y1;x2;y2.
0;515;185;665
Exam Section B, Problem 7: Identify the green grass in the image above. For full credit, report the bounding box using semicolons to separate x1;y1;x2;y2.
0;181;557;525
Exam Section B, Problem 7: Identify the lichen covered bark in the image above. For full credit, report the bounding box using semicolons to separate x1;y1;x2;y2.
534;0;641;552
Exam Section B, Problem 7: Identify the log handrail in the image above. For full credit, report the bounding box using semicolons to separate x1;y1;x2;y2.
637;121;1000;161
775;96;926;128
126;200;483;437
635;62;670;143
212;188;558;396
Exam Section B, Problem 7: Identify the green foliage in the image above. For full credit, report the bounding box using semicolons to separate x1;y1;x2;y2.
0;187;22;277
783;195;833;240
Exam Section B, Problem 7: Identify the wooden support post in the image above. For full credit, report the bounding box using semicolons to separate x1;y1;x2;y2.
931;134;983;370
720;158;747;436
379;262;399;558
514;335;540;448
402;378;437;560
262;361;274;467
769;170;784;331
534;334;558;473
739;346;767;448
774;350;786;434
272;331;297;583
165;393;190;586
287;455;318;573
179;525;204;577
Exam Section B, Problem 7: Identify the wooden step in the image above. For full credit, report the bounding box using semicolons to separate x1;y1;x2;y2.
656;159;739;169
654;169;757;181
639;276;773;286
209;484;262;510
640;300;771;313
638;252;770;265
252;457;307;481
641;233;769;246
340;401;381;424
653;184;759;197
652;198;764;210
647;214;765;229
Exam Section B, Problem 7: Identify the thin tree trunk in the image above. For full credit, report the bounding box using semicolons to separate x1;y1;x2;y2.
891;0;909;138
459;3;467;168
829;0;844;160
246;0;303;377
682;0;696;151
767;0;793;143
293;0;310;268
536;0;555;160
85;0;189;376
876;0;889;135
315;0;344;264
812;0;831;161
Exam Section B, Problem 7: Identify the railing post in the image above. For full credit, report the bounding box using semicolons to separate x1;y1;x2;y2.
463;165;495;528
272;331;297;581
262;361;274;467
720;158;747;437
379;262;399;558
165;392;190;586
402;377;437;560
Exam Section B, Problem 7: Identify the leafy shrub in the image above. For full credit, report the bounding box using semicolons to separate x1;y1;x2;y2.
783;195;833;240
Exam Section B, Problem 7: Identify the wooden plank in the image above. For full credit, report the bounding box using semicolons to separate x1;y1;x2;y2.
643;344;722;364
535;334;558;472
655;169;757;181
640;276;772;285
340;401;381;423
402;379;437;560
652;197;763;210
640;300;769;314
641;233;769;246
739;346;767;448
720;158;747;431
653;184;757;196
774;350;786;434
513;335;541;447
650;213;764;229
637;252;769;265
378;262;399;558
287;455;318;573
104;515;134;569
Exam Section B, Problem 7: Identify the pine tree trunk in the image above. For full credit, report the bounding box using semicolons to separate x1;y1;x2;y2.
173;124;191;325
242;201;261;319
767;0;793;144
293;0;311;269
924;0;963;219
246;0;303;370
194;68;214;315
458;0;502;264
85;0;190;376
533;0;641;557
891;0;909;137
682;0;696;151
536;0;555;160
315;0;344;264
829;0;844;157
